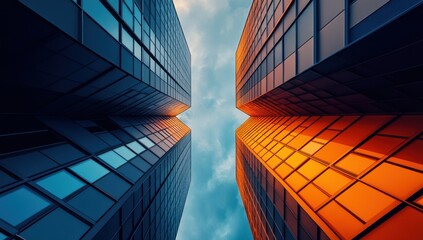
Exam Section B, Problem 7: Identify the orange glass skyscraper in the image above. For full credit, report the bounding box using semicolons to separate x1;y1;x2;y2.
235;0;423;239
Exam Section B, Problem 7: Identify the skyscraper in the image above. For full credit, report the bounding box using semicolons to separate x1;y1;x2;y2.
0;0;191;239
236;0;423;239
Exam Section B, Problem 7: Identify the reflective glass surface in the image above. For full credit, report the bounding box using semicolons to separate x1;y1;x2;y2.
68;187;113;221
70;159;109;183
82;0;119;39
20;208;89;240
140;137;155;148
36;170;85;199
114;146;136;160
0;187;50;226
127;141;145;154
98;151;127;168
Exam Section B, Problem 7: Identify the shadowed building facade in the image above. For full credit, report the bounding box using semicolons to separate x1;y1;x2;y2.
0;0;191;239
235;0;423;239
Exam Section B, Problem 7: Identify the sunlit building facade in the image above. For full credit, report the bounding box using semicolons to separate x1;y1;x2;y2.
236;0;423;239
0;0;191;239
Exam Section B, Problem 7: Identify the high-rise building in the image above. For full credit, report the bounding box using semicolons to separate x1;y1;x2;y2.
236;0;423;239
0;0;191;239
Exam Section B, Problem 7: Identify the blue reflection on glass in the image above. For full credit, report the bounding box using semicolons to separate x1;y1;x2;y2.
83;0;119;40
122;3;134;29
127;141;145;154
139;137;155;148
98;151;127;168
20;208;89;240
108;0;119;12
114;146;136;160
70;159;109;183
0;187;50;226
122;28;134;53
36;170;85;199
0;232;7;240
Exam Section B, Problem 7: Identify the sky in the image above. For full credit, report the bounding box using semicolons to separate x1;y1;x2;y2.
173;0;253;239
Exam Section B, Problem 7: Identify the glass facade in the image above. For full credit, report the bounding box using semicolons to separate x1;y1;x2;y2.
0;116;191;239
236;0;423;115
0;0;191;239
0;0;191;116
236;116;423;239
236;0;423;239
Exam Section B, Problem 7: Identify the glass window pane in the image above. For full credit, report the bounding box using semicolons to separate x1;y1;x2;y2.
130;156;151;172
83;0;119;39
127;141;146;154
319;12;345;60
118;163;144;182
124;0;134;11
122;4;133;29
0;187;50;226
284;23;296;59
70;159;109;183
122;28;134;53
361;207;423;239
0;232;7;240
134;22;141;40
0;170;16;188
275;39;283;66
134;42;141;60
134;5;141;22
68;187;113;221
139;137;155;148
20;208;89;240
98;151;127;168
313;169;352;196
318;201;363;239
95;173;131;199
362;163;423;200
336;182;398;222
297;3;314;47
108;0;119;12
299;183;329;209
350;0;389;27
36;170;85;199
114;146;136;160
298;38;314;73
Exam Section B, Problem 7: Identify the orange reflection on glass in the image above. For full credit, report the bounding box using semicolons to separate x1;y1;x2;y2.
362;207;423;240
362;163;423;199
236;115;423;239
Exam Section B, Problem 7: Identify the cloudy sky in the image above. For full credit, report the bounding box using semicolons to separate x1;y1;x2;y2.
173;0;253;239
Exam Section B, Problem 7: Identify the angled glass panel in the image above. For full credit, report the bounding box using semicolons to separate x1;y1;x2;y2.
98;151;127;168
20;208;89;240
0;187;50;226
118;163;144;182
130;156;151;172
82;0;119;39
95;173;131;199
127;141;146;154
122;3;133;28
70;159;109;183
36;170;85;199
114;146;136;160
139;137;155;148
122;28;134;53
0;232;6;240
68;187;113;221
108;0;119;12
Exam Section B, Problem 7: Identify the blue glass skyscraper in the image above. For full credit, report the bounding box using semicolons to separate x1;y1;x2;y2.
0;0;191;239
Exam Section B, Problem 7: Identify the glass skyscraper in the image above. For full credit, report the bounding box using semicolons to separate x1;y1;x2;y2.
0;0;191;239
236;0;423;239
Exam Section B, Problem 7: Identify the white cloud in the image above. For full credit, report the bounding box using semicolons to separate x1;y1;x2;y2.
174;0;230;16
174;0;252;239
